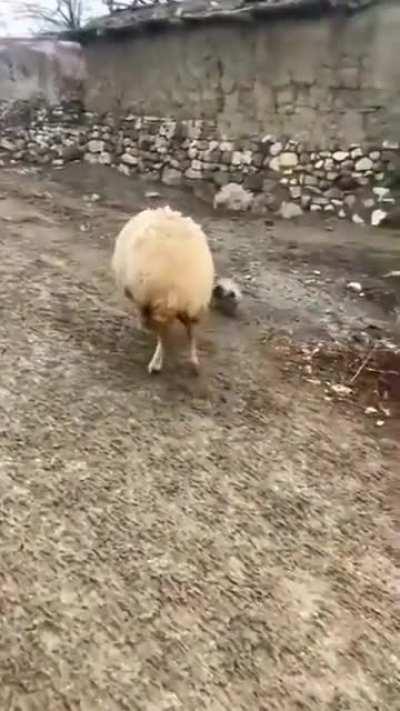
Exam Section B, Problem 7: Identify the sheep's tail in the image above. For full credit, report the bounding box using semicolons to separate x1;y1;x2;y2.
139;292;181;329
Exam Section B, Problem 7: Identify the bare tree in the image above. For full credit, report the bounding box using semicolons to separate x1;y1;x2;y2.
19;0;90;31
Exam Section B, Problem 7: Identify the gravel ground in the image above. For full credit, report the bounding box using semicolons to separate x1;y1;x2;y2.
0;165;399;711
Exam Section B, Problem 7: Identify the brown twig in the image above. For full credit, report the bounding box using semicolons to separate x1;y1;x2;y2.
349;344;377;385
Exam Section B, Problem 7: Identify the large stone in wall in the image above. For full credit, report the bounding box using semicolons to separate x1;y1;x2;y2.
213;183;254;212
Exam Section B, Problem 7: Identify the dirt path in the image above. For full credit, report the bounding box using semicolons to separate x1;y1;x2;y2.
0;165;399;711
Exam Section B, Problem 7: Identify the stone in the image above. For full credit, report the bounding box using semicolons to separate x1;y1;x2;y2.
161;167;182;186
330;384;352;397
369;151;381;161
185;168;202;179
365;406;379;415
371;209;387;226
304;175;318;187
352;214;364;225
332;151;349;162
351;147;363;159
269;156;281;172
379;207;400;228
355;157;373;171
213;183;254;212
242;150;252;165
373;187;390;202
325;187;343;200
279;152;299;168
383;270;400;278
250;194;269;214
87;139;105;154
289;186;301;200
312;197;328;206
363;198;375;208
279;202;303;220
121;153;138;166
231;151;244;166
84;152;99;165
0;138;16;151
118;164;130;176
382;140;399;150
301;194;312;209
347;281;363;293
98;152;112;165
62;145;82;162
269;142;283;156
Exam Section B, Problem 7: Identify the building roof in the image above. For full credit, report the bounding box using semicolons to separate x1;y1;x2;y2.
65;0;378;40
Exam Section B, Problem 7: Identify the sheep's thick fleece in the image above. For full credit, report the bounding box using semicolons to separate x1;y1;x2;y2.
112;206;215;324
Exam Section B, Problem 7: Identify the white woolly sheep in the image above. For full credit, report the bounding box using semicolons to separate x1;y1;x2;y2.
111;206;215;374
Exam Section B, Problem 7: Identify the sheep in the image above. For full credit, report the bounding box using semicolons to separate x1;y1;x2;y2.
111;206;215;374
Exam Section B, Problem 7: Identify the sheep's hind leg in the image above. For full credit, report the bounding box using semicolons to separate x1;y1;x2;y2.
186;321;200;373
148;336;164;374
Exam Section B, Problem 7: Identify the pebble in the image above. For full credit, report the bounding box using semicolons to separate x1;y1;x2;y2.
330;384;352;397
371;209;387;227
383;270;400;278
347;281;363;293
365;406;378;415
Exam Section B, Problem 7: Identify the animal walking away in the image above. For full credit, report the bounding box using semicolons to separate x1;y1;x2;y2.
111;206;215;374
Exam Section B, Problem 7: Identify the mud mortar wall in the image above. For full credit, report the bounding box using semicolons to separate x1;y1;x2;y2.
0;39;85;104
83;2;400;148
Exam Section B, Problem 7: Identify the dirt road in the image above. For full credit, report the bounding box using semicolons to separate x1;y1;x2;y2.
0;165;399;710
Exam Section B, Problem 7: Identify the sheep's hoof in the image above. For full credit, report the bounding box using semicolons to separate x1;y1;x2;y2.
189;360;200;376
148;361;162;375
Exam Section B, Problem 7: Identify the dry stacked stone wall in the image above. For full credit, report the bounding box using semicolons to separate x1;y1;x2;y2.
0;100;399;226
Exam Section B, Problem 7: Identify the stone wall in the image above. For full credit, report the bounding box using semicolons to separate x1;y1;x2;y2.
83;0;400;148
1;3;400;225
0;102;398;225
